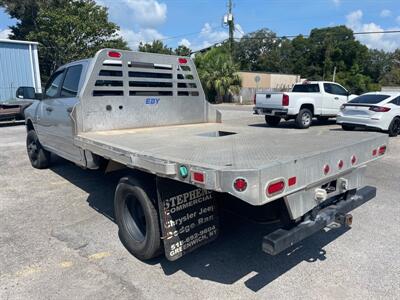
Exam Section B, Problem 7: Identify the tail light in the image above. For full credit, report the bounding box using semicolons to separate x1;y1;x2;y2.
254;93;257;105
282;94;289;106
369;106;391;112
288;176;297;187
233;178;247;192
266;180;285;196
378;145;386;156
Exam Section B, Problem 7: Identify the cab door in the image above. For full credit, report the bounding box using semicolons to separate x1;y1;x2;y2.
37;64;85;163
323;83;349;115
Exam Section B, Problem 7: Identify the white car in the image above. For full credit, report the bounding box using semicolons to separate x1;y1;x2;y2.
337;92;400;137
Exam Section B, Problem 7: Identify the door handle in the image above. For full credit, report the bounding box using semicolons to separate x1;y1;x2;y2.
45;107;53;112
334;97;339;100
66;107;73;113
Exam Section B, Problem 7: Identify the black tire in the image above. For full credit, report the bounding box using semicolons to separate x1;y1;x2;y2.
265;115;281;127
114;176;162;260
295;108;313;129
388;117;400;137
26;130;51;169
342;124;355;131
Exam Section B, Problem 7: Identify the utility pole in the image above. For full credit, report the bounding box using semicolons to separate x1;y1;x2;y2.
224;0;235;57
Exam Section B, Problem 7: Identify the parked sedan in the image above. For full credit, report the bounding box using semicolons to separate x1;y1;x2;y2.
337;92;400;137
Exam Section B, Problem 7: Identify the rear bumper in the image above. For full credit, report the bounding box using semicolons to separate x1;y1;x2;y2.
254;107;288;117
337;114;390;130
262;186;376;255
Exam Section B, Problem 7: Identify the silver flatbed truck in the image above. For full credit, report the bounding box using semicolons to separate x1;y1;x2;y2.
22;49;388;261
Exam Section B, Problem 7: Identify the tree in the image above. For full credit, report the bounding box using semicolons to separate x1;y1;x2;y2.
0;0;67;40
138;40;173;55
195;46;241;103
19;0;128;82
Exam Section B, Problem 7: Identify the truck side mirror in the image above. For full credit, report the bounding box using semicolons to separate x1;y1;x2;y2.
16;86;36;99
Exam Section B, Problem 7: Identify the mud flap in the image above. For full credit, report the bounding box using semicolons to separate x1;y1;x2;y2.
156;177;219;261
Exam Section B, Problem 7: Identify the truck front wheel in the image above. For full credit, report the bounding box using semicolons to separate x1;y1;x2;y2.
26;130;51;169
295;109;313;129
265;115;281;127
114;176;162;260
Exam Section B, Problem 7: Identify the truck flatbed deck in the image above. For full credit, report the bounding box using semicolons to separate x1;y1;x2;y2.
75;121;387;207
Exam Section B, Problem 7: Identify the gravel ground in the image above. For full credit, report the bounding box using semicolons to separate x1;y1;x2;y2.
0;108;399;300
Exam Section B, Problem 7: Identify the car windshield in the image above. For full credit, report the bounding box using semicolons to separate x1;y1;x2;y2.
292;84;320;93
348;94;391;104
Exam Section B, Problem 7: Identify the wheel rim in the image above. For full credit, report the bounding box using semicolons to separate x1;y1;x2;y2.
302;112;311;126
27;139;39;162
124;194;147;242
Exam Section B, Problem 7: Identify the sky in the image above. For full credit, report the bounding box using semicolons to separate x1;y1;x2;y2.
0;0;400;52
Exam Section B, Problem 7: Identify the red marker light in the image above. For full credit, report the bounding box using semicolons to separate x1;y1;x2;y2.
233;178;247;192
178;58;188;64
351;155;357;165
372;149;378;156
108;51;121;58
266;180;285;196
192;171;205;183
378;145;386;156
323;164;330;175
288;177;297;187
338;160;344;170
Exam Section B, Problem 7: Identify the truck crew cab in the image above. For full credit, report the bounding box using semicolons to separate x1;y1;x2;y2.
21;50;387;261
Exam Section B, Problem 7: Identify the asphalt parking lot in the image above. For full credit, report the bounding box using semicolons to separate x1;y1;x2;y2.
1;105;399;299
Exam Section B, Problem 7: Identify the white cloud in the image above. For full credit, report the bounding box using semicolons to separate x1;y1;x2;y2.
200;23;228;43
346;10;400;52
0;28;11;39
380;9;392;18
332;0;341;6
123;0;167;28
178;38;191;48
119;28;165;50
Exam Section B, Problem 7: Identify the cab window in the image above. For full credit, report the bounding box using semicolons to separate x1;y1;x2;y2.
60;65;83;97
45;70;65;98
324;83;348;96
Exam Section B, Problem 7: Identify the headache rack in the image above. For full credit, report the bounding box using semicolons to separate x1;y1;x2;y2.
74;49;220;133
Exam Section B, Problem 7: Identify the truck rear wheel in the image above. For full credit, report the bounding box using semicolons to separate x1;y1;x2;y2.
26;130;51;169
265;115;281;127
295;109;313;129
114;176;162;260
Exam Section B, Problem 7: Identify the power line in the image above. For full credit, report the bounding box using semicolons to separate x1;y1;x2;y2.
233;30;400;41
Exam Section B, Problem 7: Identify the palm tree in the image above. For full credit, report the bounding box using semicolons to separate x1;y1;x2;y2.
196;47;241;103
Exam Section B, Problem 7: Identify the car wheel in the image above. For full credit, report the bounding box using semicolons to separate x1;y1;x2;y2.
26;130;51;169
295;109;313;129
388;117;400;137
114;176;162;260
265;115;281;127
342;124;355;131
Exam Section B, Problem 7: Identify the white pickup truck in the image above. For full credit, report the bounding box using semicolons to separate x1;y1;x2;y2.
254;81;357;128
